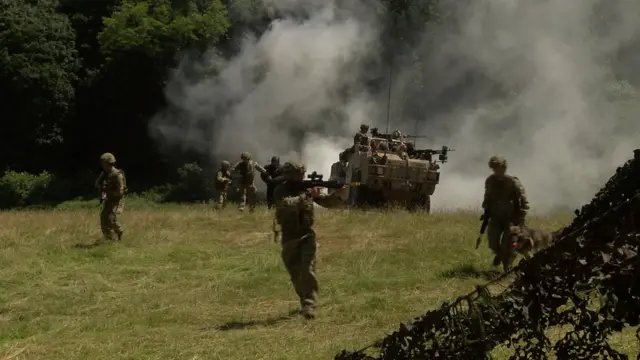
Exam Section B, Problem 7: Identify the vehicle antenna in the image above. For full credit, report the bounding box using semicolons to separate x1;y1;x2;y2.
385;15;397;134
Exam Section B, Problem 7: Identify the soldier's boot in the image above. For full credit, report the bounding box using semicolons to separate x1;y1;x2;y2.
116;230;123;241
492;255;501;267
502;253;516;272
301;305;316;320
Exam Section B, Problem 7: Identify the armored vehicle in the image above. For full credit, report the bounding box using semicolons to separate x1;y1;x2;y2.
330;143;452;212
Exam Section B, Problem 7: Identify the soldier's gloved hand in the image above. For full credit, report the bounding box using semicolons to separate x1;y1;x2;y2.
309;187;322;197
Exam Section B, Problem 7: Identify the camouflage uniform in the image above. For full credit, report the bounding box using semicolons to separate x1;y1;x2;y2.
214;160;232;209
95;153;126;241
273;161;344;319
353;124;370;151
262;156;281;209
482;155;529;271
230;152;270;212
329;153;348;195
372;142;388;164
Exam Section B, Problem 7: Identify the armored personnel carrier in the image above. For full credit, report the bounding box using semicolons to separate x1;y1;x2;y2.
331;131;452;212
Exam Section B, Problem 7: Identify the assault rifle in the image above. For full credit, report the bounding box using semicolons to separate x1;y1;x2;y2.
271;171;345;243
98;176;107;205
476;209;490;249
407;145;453;163
298;171;345;190
269;171;345;189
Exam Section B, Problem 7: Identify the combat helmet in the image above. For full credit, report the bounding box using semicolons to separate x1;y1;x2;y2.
100;152;116;164
271;156;280;164
360;124;369;132
488;155;507;168
281;160;306;177
221;160;230;168
241;152;251;160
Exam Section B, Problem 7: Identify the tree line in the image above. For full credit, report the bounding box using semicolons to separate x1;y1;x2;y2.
1;0;636;208
0;0;440;208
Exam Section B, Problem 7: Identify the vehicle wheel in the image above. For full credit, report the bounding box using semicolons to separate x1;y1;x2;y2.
423;195;431;213
408;195;430;213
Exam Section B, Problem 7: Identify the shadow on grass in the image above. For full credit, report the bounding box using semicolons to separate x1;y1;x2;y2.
203;309;301;331
73;243;102;249
439;263;501;281
73;240;120;250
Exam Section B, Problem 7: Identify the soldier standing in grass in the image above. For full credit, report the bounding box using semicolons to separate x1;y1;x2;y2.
482;155;529;271
230;152;271;212
273;160;345;319
262;156;281;209
94;152;126;242
214;160;232;209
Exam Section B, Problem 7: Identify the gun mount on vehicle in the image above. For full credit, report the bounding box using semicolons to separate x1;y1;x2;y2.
406;144;453;164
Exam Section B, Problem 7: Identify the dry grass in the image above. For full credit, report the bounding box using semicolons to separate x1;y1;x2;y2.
0;199;637;359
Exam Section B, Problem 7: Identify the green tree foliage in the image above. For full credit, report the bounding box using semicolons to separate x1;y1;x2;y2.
98;0;229;59
0;0;79;170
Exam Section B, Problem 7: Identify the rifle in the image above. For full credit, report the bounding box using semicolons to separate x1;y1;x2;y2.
301;171;345;189
98;176;107;205
476;209;490;249
270;171;345;243
270;171;345;190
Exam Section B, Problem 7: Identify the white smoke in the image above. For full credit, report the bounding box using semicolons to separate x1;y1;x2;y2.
399;0;640;212
151;0;640;211
151;0;380;191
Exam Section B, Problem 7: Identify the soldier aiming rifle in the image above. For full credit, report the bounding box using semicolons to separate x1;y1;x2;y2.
271;171;345;243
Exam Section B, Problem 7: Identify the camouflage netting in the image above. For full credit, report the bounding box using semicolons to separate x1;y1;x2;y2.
335;150;640;360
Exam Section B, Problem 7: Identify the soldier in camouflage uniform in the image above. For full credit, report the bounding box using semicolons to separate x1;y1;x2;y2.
353;124;370;150
262;156;281;209
273;160;345;319
230;152;271;212
482;155;530;271
94;153;126;242
214;160;232;209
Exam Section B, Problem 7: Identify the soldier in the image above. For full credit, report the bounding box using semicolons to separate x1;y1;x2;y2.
482;155;530;271
94;153;126;242
353;124;370;149
330;152;348;181
273;160;345;319
262;156;281;209
372;142;388;164
214;160;232;209
396;142;408;160
230;152;271;212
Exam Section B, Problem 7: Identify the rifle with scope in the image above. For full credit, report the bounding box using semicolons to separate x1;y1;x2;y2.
268;171;345;189
270;171;345;243
296;171;345;189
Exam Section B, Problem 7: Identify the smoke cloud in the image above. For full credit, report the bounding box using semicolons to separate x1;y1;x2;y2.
408;0;640;212
150;0;640;212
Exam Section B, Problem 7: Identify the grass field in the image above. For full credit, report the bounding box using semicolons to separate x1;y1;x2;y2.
0;199;637;359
